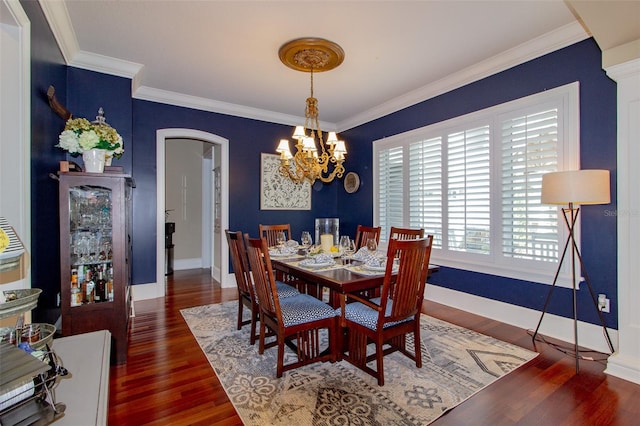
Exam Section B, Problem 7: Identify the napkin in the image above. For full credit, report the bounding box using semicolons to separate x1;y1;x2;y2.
285;240;299;248
352;247;385;262
365;256;386;267
352;247;371;261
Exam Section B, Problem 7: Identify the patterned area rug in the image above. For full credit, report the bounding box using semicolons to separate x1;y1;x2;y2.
181;302;537;425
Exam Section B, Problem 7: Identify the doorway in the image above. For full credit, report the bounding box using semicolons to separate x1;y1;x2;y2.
0;0;31;292
155;129;231;300
164;139;219;276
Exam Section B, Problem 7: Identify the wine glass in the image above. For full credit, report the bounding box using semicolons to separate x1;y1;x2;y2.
347;239;356;258
340;236;351;259
301;231;312;256
366;238;378;255
276;231;286;248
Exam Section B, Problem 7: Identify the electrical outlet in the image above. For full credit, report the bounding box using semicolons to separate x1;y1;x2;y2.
598;293;610;313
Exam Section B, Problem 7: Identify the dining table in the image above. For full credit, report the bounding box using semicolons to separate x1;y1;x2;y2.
270;253;439;309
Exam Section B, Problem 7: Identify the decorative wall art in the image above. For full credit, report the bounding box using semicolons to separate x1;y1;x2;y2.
260;153;311;210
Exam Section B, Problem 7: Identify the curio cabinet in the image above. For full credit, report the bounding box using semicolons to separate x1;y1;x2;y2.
58;171;134;364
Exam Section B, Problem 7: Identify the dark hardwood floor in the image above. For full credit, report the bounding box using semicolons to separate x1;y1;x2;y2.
108;269;640;425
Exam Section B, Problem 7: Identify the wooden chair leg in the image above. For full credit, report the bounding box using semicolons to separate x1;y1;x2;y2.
276;335;285;378
258;314;266;355
237;299;243;330
414;326;422;368
249;308;258;345
376;337;385;386
329;318;337;363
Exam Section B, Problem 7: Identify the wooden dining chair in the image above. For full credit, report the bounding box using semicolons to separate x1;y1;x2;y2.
339;235;433;386
259;223;292;247
354;225;381;250
389;226;425;240
225;230;258;343
244;235;338;377
225;230;299;345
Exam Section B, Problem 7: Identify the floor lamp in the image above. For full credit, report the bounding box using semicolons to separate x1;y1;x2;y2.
532;170;615;373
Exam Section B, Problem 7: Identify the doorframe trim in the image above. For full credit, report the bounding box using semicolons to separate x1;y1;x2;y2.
153;129;230;299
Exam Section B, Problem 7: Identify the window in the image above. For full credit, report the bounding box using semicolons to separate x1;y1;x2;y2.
373;83;579;286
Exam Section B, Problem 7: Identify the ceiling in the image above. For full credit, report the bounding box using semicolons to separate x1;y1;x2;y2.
40;1;631;132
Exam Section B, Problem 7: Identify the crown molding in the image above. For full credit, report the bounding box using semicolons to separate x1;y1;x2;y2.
134;86;336;129
336;22;589;131
39;0;79;64
69;50;143;80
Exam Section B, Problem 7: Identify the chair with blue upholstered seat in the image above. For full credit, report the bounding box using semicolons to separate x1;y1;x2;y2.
245;235;338;377
225;230;298;345
338;235;433;386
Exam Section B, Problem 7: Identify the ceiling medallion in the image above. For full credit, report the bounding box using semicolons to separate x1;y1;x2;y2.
278;37;345;73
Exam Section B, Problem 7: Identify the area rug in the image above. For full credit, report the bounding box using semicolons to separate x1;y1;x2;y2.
181;302;537;425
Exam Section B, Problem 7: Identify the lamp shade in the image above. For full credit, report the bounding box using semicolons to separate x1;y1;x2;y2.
541;170;610;205
292;126;306;140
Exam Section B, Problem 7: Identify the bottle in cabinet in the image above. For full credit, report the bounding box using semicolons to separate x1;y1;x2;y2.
70;271;82;307
95;268;107;302
58;171;134;365
107;266;114;301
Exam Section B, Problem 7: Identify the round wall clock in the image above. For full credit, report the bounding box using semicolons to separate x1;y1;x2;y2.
344;172;360;193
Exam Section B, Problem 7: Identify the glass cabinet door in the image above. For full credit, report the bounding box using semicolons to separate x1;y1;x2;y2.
68;185;114;306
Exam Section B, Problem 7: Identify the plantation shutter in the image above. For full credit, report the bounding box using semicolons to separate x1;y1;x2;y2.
501;109;559;262
447;126;491;253
378;146;404;240
409;137;443;248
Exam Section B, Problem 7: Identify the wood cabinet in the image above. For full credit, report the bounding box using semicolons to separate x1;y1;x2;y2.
58;171;134;364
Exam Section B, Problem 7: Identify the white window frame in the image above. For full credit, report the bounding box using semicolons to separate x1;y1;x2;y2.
373;82;580;287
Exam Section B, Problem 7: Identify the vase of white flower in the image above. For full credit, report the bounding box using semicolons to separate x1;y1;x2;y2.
56;108;124;171
82;148;107;173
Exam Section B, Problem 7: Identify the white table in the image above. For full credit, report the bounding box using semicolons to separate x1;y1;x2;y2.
51;330;111;425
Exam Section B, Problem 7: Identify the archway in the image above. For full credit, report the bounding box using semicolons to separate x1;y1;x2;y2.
155;129;231;298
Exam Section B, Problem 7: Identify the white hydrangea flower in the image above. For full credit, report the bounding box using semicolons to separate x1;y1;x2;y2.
114;136;124;155
78;130;100;150
57;130;81;154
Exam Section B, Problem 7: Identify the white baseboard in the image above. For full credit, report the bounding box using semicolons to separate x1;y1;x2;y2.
174;258;202;270
605;353;640;385
425;283;618;355
221;272;235;289
130;282;165;301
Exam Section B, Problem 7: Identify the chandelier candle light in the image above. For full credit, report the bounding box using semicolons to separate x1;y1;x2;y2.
275;38;347;184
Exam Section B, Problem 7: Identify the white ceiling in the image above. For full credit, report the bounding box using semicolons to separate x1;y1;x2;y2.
42;0;593;131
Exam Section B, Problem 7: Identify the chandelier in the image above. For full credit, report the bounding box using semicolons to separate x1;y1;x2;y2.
275;38;347;184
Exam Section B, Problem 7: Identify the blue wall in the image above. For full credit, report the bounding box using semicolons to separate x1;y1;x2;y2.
338;39;618;328
24;0;616;329
22;0;68;323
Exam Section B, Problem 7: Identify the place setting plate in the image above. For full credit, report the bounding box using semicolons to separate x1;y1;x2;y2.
300;261;335;269
269;251;296;257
